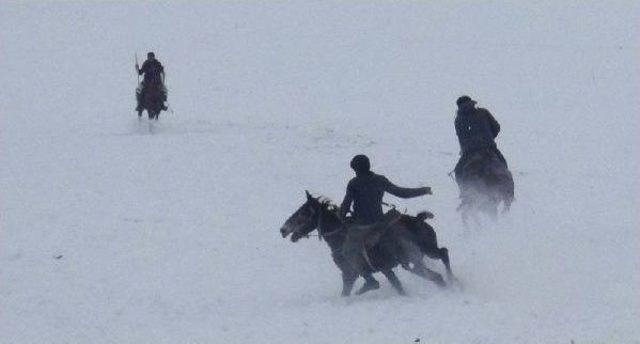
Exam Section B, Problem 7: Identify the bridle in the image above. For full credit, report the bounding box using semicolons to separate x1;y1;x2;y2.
296;201;345;241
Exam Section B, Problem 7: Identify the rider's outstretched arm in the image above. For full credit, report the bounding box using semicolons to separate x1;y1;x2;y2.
383;177;431;198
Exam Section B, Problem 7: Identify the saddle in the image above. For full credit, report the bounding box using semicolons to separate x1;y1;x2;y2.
460;148;504;181
354;209;403;249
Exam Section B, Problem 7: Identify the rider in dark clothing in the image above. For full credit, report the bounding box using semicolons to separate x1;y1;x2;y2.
340;154;431;294
340;157;431;224
453;96;507;185
135;52;167;113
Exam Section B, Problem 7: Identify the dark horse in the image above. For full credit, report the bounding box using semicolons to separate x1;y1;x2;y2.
457;149;515;227
138;83;167;120
280;191;454;296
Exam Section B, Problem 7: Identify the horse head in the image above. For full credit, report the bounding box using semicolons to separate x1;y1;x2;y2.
280;190;322;242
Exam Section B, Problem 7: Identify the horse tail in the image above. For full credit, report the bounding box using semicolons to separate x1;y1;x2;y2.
416;211;435;222
399;216;438;254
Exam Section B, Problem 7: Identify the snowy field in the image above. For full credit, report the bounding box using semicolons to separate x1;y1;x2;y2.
1;2;639;343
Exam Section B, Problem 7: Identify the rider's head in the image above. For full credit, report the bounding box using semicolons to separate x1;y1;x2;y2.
350;154;371;175
147;52;156;60
456;95;477;110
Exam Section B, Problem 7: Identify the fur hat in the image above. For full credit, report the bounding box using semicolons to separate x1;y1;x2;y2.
456;95;476;107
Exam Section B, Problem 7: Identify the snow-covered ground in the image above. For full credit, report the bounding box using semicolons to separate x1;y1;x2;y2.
1;2;639;343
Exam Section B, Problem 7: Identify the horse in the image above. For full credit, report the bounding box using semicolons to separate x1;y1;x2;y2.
280;191;454;297
137;82;167;120
457;149;515;228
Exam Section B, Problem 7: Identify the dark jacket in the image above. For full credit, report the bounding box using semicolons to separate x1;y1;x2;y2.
340;172;429;224
138;59;164;85
455;107;500;154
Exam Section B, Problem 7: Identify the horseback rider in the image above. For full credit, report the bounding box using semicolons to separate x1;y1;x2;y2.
135;52;168;114
339;154;432;294
453;96;508;187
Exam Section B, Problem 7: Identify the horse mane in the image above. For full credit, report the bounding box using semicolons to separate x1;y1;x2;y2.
316;197;341;216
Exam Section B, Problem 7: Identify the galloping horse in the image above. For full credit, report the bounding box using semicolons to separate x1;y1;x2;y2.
457;149;514;227
280;191;454;296
138;83;167;120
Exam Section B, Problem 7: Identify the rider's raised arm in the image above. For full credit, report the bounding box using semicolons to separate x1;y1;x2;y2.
137;60;147;75
339;181;355;219
383;177;431;199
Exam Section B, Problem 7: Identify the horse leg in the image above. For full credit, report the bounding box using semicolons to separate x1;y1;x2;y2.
342;228;380;295
486;201;498;222
425;247;453;279
439;247;452;278
382;269;406;296
354;254;380;295
407;261;446;288
502;184;514;214
461;205;471;232
341;271;358;297
462;205;482;230
136;86;144;116
332;252;359;297
355;273;380;295
502;196;512;213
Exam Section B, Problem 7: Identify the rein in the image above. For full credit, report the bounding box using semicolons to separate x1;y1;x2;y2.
309;201;403;240
319;225;344;239
299;227;344;240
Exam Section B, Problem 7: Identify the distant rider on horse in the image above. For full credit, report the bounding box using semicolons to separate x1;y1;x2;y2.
339;154;432;294
135;52;168;115
453;96;508;190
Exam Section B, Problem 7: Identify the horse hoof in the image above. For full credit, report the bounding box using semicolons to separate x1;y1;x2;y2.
447;276;464;290
356;280;380;295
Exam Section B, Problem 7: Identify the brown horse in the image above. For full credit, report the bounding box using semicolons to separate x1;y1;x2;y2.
280;191;454;296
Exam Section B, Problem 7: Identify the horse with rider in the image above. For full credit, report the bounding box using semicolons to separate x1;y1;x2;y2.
453;96;514;226
281;155;455;296
135;52;168;120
